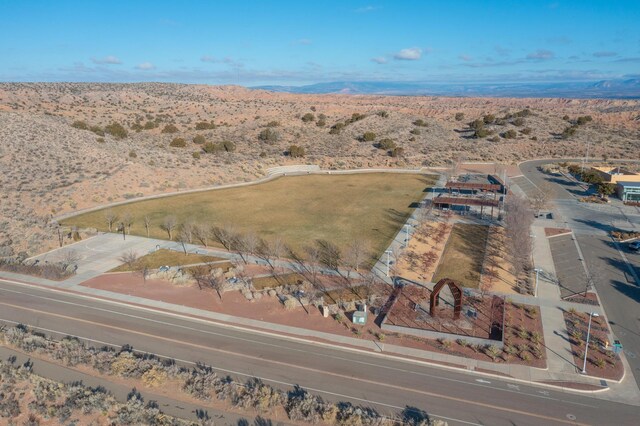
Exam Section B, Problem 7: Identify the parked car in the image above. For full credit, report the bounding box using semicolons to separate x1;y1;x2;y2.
629;241;640;252
158;265;170;272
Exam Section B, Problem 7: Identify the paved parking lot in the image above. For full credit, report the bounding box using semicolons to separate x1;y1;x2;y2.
548;234;588;298
31;233;164;286
509;175;539;199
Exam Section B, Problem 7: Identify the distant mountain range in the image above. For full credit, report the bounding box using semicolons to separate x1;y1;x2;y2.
253;79;640;99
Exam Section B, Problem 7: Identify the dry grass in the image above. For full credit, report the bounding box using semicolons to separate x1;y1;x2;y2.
66;173;435;258
111;249;223;272
252;273;305;290
432;224;489;288
323;285;375;304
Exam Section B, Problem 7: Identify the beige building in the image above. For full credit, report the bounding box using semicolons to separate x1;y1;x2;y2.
591;166;640;184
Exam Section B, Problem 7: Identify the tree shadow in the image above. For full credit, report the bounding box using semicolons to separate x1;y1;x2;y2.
610;280;640;303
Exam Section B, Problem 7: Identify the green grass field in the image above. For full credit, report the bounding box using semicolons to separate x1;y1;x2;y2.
432;224;489;289
64;173;436;261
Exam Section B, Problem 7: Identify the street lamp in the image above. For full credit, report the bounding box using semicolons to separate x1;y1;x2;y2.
582;312;600;374
404;224;411;246
385;250;392;277
534;268;542;297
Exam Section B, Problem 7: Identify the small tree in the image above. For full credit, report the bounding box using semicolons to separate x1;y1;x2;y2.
301;113;315;123
344;239;370;278
169;138;186;148
105;122;128;139
597;183;615;199
193;223;209;247
143;215;151;238
160;215;178;240
118;250;139;270
104;210;119;232
121;212;134;235
161;124;179;134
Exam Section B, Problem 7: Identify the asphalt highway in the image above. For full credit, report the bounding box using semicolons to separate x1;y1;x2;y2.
0;278;637;425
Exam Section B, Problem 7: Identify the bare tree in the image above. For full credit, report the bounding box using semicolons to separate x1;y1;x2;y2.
240;232;260;259
530;183;551;217
302;244;322;289
178;222;195;254
315;239;342;271
118;250;139;270
208;273;226;300
504;195;534;293
190;264;210;290
143;215;152;238
344;238;371;278
60;249;80;271
104;210;119;232
193;223;209;247
161;215;178;240
121;211;134;235
210;224;236;251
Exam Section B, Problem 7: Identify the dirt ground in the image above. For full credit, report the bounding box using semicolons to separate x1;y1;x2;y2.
395;219;453;283
480;226;517;295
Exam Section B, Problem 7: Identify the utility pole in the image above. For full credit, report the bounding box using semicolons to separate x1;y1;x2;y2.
582;312;599;374
385;250;392;277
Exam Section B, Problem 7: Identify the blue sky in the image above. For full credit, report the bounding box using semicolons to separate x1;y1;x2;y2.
1;0;638;85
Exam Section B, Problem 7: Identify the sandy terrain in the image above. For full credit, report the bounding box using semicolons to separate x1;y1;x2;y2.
1;82;638;256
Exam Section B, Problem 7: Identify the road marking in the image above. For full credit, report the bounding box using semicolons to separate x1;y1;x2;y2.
475;379;491;384
507;384;520;391
0;302;591;425
0;318;480;426
0;281;598;406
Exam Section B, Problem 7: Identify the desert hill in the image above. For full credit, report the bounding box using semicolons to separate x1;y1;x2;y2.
0;82;638;255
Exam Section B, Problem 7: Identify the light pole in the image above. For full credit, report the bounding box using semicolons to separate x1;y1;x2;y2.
582;312;600;374
385;250;392;277
404;224;411;246
534;268;542;297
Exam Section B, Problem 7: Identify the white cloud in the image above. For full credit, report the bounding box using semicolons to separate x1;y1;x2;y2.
526;49;555;60
459;54;472;62
371;56;388;64
91;55;122;65
394;48;422;61
136;62;155;70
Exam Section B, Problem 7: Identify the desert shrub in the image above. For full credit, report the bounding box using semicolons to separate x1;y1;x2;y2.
502;129;517;139
594;358;606;368
413;119;428;127
361;131;376;142
377;110;389;118
378;138;396;150
128;150;137;158
258;128;279;143
316;119;326;127
220;140;236;152
489;135;500;142
288;145;306;158
577;115;593;125
329;122;345;134
192;152;201;159
105;122;128;139
469;118;484;130
561;125;577;139
301;113;315;123
512;117;525;127
391;147;404;158
483;114;495;124
195;121;215;130
347;113;366;123
266;120;280;127
193;135;206;144
520;127;532;135
455;112;465;121
202;141;217;153
71;120;88;130
410;128;421;135
161;123;179;134
475;128;489;138
96;137;105;143
169;138;186;148
563;115;570;121
143;121;157;129
484;345;500;360
515;108;531;117
89;125;104;136
495;118;507;125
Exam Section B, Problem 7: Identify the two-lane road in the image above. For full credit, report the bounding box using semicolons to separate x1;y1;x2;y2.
0;278;638;425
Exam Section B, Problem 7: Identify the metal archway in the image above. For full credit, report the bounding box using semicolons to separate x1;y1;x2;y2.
430;278;463;320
